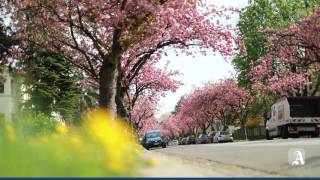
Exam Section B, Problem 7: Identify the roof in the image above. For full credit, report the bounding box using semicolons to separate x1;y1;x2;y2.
277;96;320;103
287;96;320;100
145;129;161;133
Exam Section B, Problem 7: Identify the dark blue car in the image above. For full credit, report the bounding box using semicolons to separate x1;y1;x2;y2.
141;130;167;150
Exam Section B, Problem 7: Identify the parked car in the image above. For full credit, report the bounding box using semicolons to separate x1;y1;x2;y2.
141;130;167;150
208;131;216;143
186;135;196;144
197;134;209;144
180;137;188;145
168;139;179;146
213;131;233;143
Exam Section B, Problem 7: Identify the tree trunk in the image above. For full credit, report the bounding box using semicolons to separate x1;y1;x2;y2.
241;119;248;141
116;86;129;118
115;61;129;120
202;127;206;134
99;60;118;111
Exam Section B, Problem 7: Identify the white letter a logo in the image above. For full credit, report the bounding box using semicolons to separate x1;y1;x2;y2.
291;151;305;166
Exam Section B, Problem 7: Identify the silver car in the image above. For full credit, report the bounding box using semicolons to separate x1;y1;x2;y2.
213;131;233;143
197;134;209;144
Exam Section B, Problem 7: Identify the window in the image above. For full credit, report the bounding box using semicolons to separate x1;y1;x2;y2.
278;105;284;120
220;131;230;135
0;83;4;94
145;131;162;138
271;106;276;118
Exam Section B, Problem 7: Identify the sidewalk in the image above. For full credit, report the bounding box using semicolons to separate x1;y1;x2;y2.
138;148;276;177
139;149;224;177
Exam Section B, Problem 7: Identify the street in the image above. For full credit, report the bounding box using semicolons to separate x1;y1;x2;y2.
143;138;320;177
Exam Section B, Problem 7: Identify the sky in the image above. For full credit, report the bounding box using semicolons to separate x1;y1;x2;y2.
156;0;249;118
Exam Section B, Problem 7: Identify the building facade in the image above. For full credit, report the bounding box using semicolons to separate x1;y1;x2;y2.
0;68;18;122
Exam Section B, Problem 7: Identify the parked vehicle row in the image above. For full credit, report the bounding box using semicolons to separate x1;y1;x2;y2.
179;131;233;145
140;129;234;150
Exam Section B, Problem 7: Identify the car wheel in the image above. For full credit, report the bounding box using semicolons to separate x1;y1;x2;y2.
291;134;299;138
266;130;273;140
162;143;167;148
312;131;319;138
281;126;289;139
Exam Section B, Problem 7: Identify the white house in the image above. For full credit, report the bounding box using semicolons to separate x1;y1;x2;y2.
0;68;66;124
0;68;18;122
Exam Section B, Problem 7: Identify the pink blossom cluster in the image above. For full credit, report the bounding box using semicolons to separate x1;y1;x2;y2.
250;9;320;96
4;0;236;83
124;60;182;135
160;79;252;136
130;94;160;136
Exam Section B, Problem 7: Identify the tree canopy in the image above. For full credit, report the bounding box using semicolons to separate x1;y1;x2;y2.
2;0;237;117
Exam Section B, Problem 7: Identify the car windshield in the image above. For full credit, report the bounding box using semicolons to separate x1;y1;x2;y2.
146;131;162;138
220;131;230;135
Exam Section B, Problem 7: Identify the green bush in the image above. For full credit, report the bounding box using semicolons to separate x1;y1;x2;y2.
13;111;59;137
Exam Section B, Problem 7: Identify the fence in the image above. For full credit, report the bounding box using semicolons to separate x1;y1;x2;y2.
233;126;266;140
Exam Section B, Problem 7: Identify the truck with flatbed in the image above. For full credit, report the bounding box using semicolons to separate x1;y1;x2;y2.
266;96;320;139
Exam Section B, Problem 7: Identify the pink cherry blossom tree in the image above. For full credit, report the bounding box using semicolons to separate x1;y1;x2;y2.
169;79;252;135
123;59;181;131
250;9;320;97
159;115;177;139
130;95;158;134
3;0;237;114
125;61;181;118
139;118;160;136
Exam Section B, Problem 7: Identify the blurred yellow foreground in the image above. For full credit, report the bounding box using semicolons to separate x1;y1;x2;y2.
0;109;144;177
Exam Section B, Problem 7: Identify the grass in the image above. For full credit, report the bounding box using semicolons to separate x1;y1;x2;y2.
0;109;143;177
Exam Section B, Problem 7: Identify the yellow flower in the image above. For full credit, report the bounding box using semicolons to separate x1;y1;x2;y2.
4;124;15;141
147;158;158;167
56;124;68;134
83;108;138;172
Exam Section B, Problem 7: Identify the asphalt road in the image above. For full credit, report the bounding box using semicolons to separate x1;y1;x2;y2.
154;138;320;177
